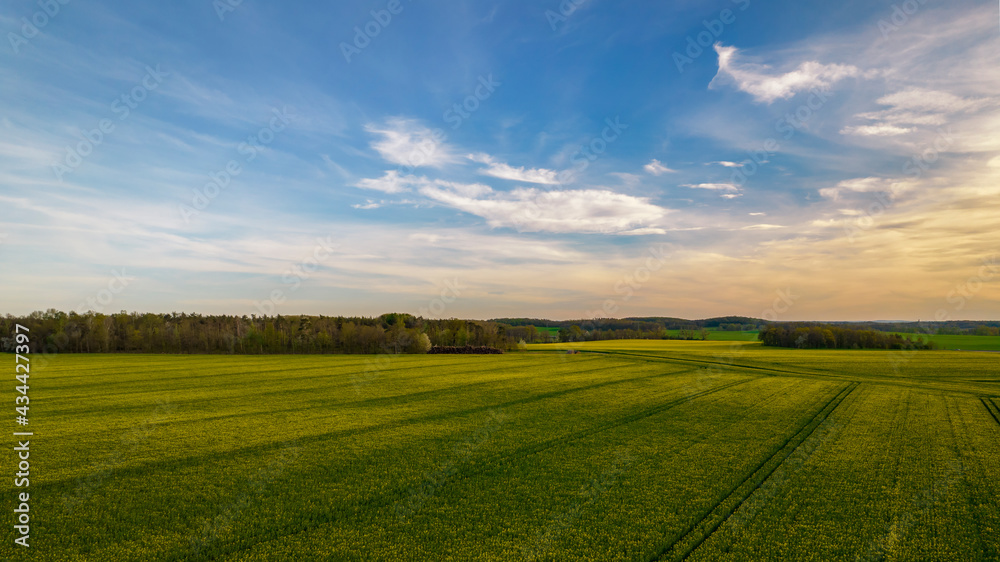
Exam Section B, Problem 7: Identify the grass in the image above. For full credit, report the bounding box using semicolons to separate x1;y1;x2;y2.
890;333;1000;351
3;341;998;560
661;329;761;341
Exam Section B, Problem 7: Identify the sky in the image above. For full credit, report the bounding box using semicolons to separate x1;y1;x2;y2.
0;0;998;321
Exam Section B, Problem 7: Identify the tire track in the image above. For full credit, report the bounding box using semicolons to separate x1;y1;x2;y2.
583;349;836;379
981;397;1000;427
36;365;707;493
169;377;758;561
650;382;859;561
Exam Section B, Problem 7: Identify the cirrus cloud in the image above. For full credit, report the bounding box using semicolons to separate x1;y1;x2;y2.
711;44;863;104
468;153;561;184
364;118;458;168
418;181;670;234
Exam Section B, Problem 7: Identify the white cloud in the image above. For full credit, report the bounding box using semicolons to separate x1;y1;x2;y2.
684;183;740;191
684;183;742;198
711;44;862;104
418;182;670;234
355;170;414;193
709;161;743;168
321;155;351;178
818;177;911;200
644;159;676;175
364;118;457;168
877;88;988;114
468;153;561;184
609;172;642;187
742;224;784;230
353;200;382;210
842;88;990;138
839;124;913;136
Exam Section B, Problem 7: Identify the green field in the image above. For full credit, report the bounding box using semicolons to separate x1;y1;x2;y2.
4;341;999;560
530;328;759;342
661;329;761;342
891;333;1000;351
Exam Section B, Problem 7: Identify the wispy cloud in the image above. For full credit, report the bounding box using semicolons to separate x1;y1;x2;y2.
468;153;561;184
839;124;913;137
418;182;670;234
742;224;784;230
842;88;989;137
683;183;742;198
711;44;863;104
643;159;675;175
818;177;910;201
364;118;457;168
355;170;413;194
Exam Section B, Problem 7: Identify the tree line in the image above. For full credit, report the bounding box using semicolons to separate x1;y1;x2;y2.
758;324;938;350
3;310;990;356
0;310;515;355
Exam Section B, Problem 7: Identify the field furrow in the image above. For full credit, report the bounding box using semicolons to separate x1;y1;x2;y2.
652;382;858;561
4;342;999;561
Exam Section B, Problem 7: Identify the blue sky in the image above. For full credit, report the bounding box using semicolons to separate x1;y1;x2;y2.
1;0;998;320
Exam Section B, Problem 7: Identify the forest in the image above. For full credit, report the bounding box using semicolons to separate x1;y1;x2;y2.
757;324;939;350
0;310;510;355
4;310;991;355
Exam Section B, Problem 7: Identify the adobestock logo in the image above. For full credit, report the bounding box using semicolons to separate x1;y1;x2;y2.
558;116;628;183
340;0;412;64
7;0;72;55
672;0;751;73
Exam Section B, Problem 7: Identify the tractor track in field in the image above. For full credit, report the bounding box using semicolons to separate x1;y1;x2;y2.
39;364;708;492
586;350;995;397
649;382;860;562
980;397;1000;427
499;378;753;461
170;377;757;561
579;349;838;379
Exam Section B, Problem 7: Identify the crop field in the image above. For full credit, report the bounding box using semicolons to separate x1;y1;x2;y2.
661;329;761;342
893;334;1000;351
3;341;999;560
